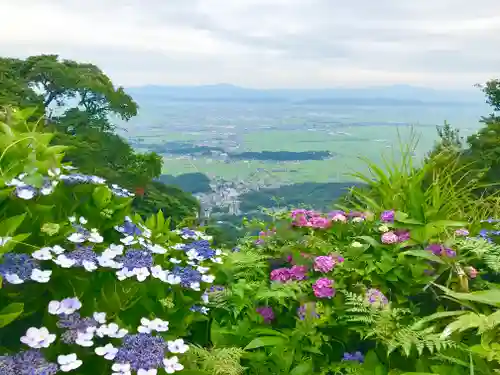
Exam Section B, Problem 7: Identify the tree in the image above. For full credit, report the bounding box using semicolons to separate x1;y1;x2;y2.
0;54;138;131
0;53;199;226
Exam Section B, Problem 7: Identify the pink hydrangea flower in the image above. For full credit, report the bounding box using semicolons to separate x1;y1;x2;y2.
309;216;331;228
466;266;478;279
313;255;335;273
381;231;399;244
270;268;291;282
312;278;335;298
289;265;308;280
455;228;469;237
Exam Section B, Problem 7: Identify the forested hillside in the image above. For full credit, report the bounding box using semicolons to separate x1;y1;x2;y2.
0;54;199;225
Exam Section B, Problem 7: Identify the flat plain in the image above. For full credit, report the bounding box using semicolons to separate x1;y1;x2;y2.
118;100;487;186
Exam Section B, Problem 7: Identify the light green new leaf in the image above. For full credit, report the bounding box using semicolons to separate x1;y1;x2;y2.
0;213;26;236
411;310;468;330
440;313;484;338
92;186;112;209
0;303;24;328
435;284;500;307
244;336;287;350
427;220;467;228
290;360;313;375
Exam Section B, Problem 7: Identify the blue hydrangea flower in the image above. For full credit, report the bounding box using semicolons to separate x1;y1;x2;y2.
110;184;134;198
56;312;100;344
0;350;58;375
60;173;106;185
343;351;364;363
113;333;167;372
65;245;99;271
172;266;202;288
115;217;143;237
0;253;39;284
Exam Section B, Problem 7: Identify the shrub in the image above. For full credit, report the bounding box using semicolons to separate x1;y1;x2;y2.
206;206;498;374
0;108;226;374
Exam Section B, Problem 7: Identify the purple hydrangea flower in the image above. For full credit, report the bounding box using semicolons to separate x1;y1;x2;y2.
256;306;275;323
380;210;395;222
313;256;336;273
365;288;389;308
312;278;335;299
426;244;456;257
297;303;319;320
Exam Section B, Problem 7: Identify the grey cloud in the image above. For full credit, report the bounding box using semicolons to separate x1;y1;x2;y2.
1;0;499;87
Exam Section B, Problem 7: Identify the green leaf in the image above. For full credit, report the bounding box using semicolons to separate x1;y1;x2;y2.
399;250;445;264
92;186;112;209
244;336;287;350
0;213;26;236
411;311;468;330
250;328;289;339
434;284;500;307
290;360;313;375
0;303;24;328
427;220;467;228
356;235;380;249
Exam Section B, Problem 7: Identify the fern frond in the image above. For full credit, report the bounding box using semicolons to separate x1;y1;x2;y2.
187;345;246;375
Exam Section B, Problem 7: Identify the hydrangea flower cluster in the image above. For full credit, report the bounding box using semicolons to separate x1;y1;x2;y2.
0;296;189;374
313;255;344;273
380;210;395;223
342;351;365;363
255;229;276;245
426;244;457;258
0;253;52;284
365;288;389;308
5;166;135;201
381;230;410;244
269;265;309;282
290;209;370;228
478;227;500;243
256;306;275;323
297;302;320;320
312;278;335;299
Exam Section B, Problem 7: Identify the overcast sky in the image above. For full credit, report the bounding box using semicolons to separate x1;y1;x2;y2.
1;0;499;88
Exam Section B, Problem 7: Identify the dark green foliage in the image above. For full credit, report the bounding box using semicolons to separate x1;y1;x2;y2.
159;172;213;194
240;182;364;212
0;54;199;225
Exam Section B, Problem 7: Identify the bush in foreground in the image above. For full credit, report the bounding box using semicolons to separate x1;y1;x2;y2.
0;108;226;374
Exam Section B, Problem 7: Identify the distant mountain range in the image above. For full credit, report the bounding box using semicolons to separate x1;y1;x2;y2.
125;83;485;106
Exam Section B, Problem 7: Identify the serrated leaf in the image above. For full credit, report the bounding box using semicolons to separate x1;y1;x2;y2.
0;303;24;328
440;313;483;338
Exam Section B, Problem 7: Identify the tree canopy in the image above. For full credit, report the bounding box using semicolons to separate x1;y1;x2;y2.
0;54;198;225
